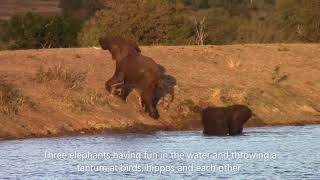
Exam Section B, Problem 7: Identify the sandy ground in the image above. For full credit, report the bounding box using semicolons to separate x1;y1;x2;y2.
0;44;320;139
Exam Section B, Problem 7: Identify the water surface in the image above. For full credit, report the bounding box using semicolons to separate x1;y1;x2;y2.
0;125;319;179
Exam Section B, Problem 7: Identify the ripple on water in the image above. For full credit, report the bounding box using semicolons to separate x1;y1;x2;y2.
0;125;319;179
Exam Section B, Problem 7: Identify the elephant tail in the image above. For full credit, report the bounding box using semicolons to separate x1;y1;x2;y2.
157;79;165;90
157;79;175;103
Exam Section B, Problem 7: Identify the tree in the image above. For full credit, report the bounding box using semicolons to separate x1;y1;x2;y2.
0;20;8;49
1;13;83;49
272;0;320;42
78;0;194;46
205;8;238;44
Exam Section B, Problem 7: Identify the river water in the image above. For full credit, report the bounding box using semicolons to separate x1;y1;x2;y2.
0;125;319;179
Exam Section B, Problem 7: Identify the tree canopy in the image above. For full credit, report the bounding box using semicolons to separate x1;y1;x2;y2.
78;0;194;46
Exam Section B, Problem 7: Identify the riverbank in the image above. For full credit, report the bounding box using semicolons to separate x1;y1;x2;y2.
1;44;320;139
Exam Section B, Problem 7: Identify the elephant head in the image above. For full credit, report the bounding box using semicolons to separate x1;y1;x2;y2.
99;36;141;61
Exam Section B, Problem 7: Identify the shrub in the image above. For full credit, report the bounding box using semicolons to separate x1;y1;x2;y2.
0;20;7;50
35;65;87;90
205;8;238;44
69;90;110;112
235;0;320;44
1;13;83;49
78;0;194;46
0;80;35;114
272;66;289;85
236;18;276;43
271;0;320;42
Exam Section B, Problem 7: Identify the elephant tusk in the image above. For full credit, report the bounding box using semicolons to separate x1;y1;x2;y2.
111;82;124;87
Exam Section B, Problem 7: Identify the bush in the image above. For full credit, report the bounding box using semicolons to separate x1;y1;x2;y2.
205;8;238;44
0;19;9;50
2;0;320;48
271;0;320;42
35;65;87;90
236;17;276;43
236;0;320;43
0;13;83;49
0;80;35;115
78;0;194;46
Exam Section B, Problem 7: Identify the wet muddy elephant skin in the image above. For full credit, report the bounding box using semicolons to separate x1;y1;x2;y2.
99;36;161;119
201;105;252;136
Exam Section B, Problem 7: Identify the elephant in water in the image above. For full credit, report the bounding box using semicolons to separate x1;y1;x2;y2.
201;105;252;136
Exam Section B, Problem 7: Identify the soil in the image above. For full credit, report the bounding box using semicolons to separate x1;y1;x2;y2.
0;44;320;139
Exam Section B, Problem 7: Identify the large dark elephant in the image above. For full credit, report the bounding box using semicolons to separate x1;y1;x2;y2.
201;105;252;136
99;36;161;119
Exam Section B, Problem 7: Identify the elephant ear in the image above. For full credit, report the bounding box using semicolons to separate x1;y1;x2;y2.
134;45;141;53
127;41;141;53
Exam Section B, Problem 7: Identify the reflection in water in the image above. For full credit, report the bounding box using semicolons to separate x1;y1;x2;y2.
0;125;319;179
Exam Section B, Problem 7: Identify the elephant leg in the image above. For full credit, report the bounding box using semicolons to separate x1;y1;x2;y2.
109;82;123;95
138;95;147;112
105;80;112;93
228;112;245;136
118;86;131;101
105;72;125;93
229;127;243;136
141;91;159;119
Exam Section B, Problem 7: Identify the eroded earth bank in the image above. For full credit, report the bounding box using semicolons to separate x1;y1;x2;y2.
0;44;320;139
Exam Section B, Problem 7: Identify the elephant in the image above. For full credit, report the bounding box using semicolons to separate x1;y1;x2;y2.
201;105;252;136
99;36;161;119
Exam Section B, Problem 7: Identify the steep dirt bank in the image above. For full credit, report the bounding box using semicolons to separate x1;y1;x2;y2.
0;44;320;139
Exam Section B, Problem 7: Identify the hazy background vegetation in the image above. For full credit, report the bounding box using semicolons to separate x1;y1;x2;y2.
0;0;320;50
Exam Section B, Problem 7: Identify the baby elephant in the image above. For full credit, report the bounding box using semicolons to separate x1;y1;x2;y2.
99;36;161;119
201;105;252;136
